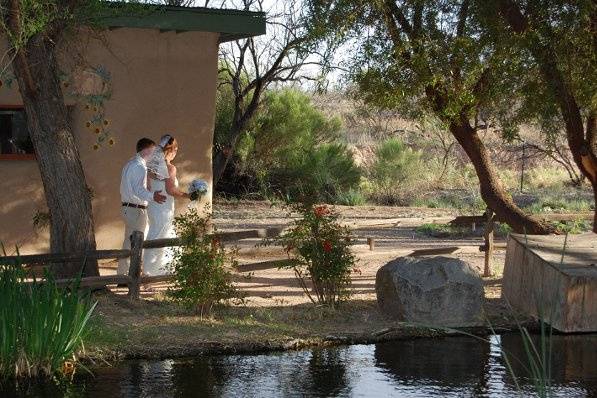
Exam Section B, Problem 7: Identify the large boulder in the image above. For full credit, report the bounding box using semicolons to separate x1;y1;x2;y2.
375;256;484;327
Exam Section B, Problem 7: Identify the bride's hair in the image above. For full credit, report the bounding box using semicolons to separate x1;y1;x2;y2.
160;134;178;158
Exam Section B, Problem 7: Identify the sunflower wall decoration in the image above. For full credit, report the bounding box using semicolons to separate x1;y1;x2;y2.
65;65;116;150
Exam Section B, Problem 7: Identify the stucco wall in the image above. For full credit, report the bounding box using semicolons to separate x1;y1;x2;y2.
0;28;218;253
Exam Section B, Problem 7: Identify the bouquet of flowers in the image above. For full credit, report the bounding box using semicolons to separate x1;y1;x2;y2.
188;179;209;201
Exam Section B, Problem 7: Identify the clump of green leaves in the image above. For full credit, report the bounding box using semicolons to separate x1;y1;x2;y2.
167;209;237;316
218;88;361;204
271;143;362;205
335;189;367;206
268;204;357;308
553;219;592;235
370;138;425;205
0;263;96;380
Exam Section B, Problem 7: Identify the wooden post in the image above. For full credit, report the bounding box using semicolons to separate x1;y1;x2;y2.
128;230;144;299
367;237;375;251
483;209;495;277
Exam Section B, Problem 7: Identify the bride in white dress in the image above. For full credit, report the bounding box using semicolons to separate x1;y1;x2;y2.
143;135;191;276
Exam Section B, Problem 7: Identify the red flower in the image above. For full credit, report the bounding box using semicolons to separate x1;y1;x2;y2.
314;205;330;217
323;240;333;252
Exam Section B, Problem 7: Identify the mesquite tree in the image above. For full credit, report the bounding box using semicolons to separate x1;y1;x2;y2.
485;0;596;232
0;1;99;277
306;0;555;233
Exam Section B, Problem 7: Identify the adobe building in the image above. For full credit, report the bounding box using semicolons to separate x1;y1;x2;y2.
0;6;265;253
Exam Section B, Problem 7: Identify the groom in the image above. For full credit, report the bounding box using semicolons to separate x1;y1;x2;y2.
117;138;167;275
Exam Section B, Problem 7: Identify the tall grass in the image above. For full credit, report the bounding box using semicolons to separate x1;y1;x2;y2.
499;317;553;397
0;263;96;379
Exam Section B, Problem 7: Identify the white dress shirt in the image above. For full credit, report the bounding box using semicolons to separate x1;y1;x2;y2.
120;154;153;206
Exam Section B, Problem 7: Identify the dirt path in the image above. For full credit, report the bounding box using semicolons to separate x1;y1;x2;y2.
102;201;505;305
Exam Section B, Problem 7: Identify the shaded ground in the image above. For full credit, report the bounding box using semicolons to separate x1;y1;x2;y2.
87;201;519;361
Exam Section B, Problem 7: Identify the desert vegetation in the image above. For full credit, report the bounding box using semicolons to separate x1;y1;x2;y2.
215;89;594;229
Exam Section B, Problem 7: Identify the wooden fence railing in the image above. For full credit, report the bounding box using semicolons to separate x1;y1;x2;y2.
0;227;284;299
450;210;593;277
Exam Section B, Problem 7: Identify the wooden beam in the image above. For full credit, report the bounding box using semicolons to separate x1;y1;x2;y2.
479;243;507;252
449;212;593;227
27;275;130;288
140;274;173;284
539;213;594;222
0;249;131;266
235;259;299;272
409;246;461;256
450;215;486;226
142;227;284;249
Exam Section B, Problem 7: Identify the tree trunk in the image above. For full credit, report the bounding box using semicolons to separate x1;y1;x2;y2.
533;56;597;233
450;119;555;234
11;34;99;278
497;0;597;232
213;125;242;188
213;91;262;187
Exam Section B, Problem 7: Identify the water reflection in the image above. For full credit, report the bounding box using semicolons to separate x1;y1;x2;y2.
374;336;490;386
1;334;595;397
500;333;597;397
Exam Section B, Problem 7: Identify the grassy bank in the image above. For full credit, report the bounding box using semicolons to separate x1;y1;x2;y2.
84;285;526;361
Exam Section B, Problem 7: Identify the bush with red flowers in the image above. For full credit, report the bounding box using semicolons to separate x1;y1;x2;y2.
269;204;357;308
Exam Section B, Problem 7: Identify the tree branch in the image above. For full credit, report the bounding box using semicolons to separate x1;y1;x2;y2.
456;0;470;37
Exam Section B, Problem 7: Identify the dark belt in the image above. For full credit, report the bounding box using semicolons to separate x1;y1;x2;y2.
122;202;147;210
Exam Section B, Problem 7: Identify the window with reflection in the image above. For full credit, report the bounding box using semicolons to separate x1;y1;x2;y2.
0;108;34;155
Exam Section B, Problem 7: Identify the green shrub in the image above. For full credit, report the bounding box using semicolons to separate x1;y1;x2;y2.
272;143;362;204
268;204;357;308
335;189;367;206
524;194;593;213
496;222;513;237
228;89;346;200
553;219;592;234
370;138;425;204
0;264;96;379
167;209;237;316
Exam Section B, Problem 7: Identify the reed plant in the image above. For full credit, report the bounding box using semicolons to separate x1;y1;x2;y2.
0;261;96;379
489;229;560;397
497;315;553;398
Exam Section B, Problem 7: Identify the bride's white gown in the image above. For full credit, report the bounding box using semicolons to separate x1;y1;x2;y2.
143;178;176;276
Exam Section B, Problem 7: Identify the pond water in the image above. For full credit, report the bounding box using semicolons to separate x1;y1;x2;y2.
3;334;597;397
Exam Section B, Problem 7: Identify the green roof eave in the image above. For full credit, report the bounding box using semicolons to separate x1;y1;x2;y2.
96;4;266;42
